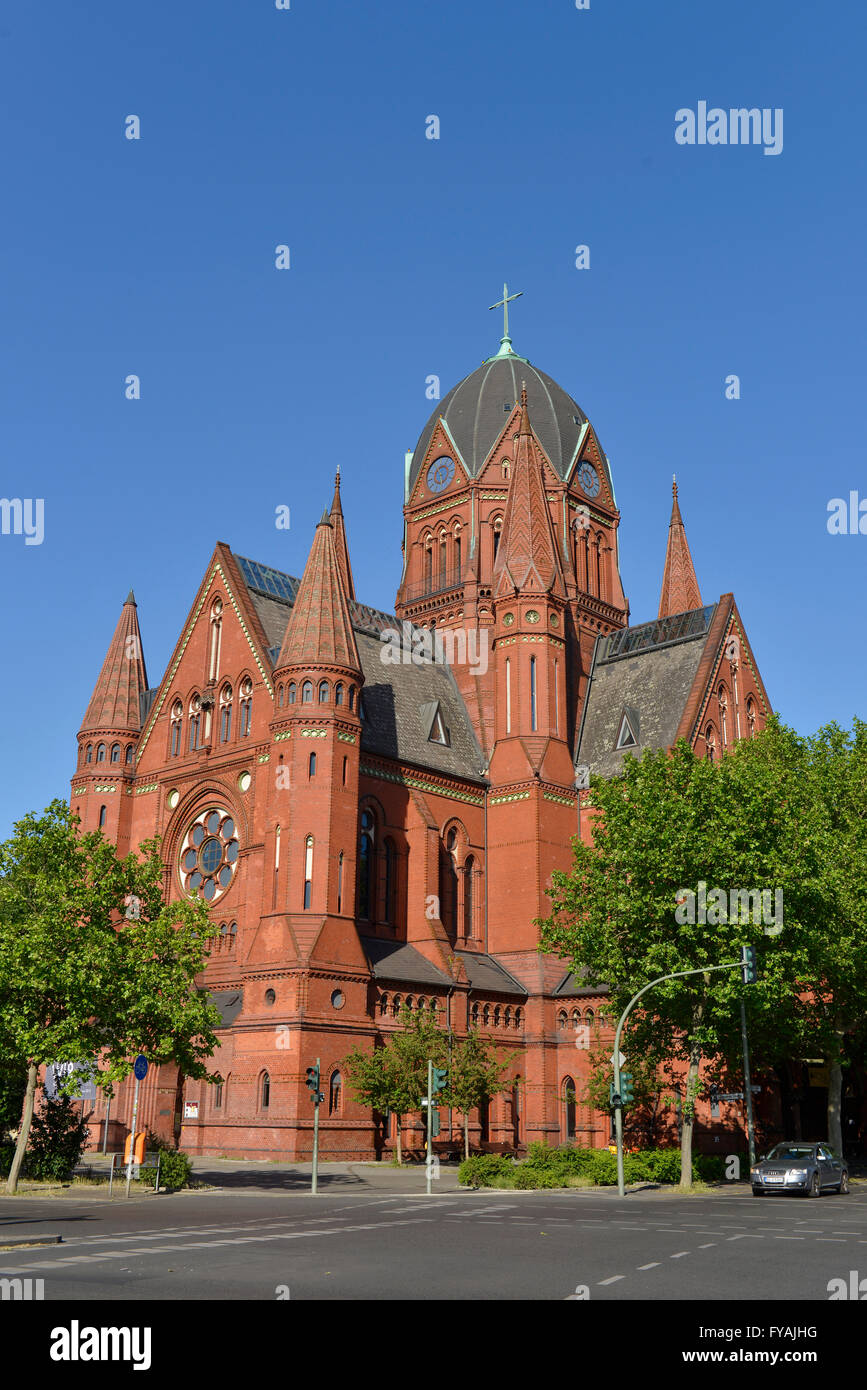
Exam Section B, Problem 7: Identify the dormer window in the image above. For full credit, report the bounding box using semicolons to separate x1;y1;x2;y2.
430;709;449;746
615;710;638;750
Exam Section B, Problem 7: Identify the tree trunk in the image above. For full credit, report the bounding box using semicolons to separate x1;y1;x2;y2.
464;1112;469;1160
395;1117;402;1165
6;1063;38;1195
827;1028;846;1154
680;1015;703;1189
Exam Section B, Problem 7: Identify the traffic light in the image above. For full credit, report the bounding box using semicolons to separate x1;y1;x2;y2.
305;1064;320;1101
620;1072;634;1105
430;1109;441;1137
608;1082;622;1110
741;944;758;985
431;1067;448;1094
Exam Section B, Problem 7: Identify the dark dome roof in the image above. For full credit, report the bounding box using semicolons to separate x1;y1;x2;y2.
409;352;598;494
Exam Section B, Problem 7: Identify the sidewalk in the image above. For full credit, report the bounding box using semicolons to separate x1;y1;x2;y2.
77;1153;465;1194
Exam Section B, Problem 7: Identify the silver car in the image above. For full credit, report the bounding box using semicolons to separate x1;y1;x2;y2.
751;1142;849;1197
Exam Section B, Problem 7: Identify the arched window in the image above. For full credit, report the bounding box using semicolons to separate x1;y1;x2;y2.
558;1009;567;1030
303;836;313;909
110;743;121;764
342;756;348;786
98;805;107;829
301;681;313;704
454;524;462;578
504;1006;512;1028
595;532;604;600
483;1004;491;1027
392;994;402;1018
125;744;134;765
358;809;375;921
335;682;344;706
96;743;106;763
440;827;459;939
493;1005;501;1028
383;838;397;925
571;1007;581;1029
170;701;182;757
85;743;93;764
563;1076;577;1140
405;995;415;1012
463;854;475;937
506;657;511;733
379;993;389;1016
530;656;537;731
705;723;717;762
188;695;201;751
288;682;297;705
214;1081;223;1110
424;539;433;592
492;517;503;563
277;684;284;708
220;684;233;743
260;1072;270;1110
239;678;253;736
337;850;344;914
209;597;223;682
584;1007;595;1025
308;752;316;778
329;1070;342;1116
471;1002;480;1026
318;680;330;704
348;686;355;710
515;1008;523;1029
718;685;728;747
746;697;756;738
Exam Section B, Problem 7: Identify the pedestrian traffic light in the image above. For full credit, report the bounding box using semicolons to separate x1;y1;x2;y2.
620;1072;634;1105
741;944;758;985
431;1067;448;1094
430;1108;441;1137
305;1064;320;1100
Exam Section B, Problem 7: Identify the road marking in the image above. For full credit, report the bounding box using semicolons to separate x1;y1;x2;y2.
598;1275;625;1285
637;1262;660;1270
670;1251;690;1259
697;1243;716;1249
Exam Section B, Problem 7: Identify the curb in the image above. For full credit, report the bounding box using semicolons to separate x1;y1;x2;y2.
0;1234;63;1249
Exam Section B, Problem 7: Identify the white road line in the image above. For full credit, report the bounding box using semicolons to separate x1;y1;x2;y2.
598;1275;625;1285
697;1243;716;1249
774;1235;804;1240
670;1251;690;1259
637;1262;660;1270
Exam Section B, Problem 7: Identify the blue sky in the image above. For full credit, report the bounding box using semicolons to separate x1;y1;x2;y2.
1;0;865;838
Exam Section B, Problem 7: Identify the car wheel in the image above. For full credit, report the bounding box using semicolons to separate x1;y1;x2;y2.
808;1171;821;1197
751;1187;764;1196
838;1172;850;1195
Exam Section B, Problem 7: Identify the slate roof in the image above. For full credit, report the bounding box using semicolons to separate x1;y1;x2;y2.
553;970;610;999
455;951;528;998
360;937;452;987
210;989;244;1026
577;605;717;779
241;558;487;783
408;355;607;494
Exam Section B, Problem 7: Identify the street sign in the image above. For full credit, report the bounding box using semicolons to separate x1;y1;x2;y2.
610;1052;625;1069
718;1092;743;1101
133;1055;148;1081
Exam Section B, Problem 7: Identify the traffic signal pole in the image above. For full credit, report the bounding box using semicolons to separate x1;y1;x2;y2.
612;961;743;1198
426;1060;433;1197
740;1001;756;1167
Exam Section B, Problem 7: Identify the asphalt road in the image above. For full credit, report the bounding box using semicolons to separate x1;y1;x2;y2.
3;1177;867;1302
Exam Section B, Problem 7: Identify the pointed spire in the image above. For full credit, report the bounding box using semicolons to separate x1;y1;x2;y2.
80;592;149;734
658;476;703;618
493;387;564;598
276;515;361;673
329;468;356;601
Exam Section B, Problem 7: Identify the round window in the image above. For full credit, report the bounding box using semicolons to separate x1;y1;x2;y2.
179;807;241;903
265;989;276;1006
331;990;346;1010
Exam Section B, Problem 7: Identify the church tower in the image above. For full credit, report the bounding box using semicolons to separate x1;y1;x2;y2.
72;591;148;850
658;477;703;617
267;510;364;957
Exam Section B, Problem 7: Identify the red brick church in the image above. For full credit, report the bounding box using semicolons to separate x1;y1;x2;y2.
70;314;771;1159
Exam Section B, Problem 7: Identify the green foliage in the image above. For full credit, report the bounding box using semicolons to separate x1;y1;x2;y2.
458;1142;724;1189
0;1063;26;1136
457;1153;513;1186
137;1136;193;1191
447;1030;518;1118
24;1094;90;1182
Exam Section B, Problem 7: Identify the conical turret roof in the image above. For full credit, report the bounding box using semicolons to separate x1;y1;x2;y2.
80;592;148;734
658;478;703;618
493;386;565;599
275;514;361;672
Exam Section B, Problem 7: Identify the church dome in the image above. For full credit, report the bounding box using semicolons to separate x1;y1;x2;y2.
409;349;602;496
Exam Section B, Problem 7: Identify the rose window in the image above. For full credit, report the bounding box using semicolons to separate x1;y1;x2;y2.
179;807;240;903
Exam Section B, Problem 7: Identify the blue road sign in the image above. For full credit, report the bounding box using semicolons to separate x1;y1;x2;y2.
133;1055;148;1081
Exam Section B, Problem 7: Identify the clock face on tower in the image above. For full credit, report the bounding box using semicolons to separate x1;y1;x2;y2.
427;455;456;494
577;461;601;498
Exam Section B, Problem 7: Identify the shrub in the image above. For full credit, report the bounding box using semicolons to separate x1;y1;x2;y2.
694;1153;729;1182
644;1148;683;1184
458;1154;513;1187
135;1133;193;1191
24;1095;90;1182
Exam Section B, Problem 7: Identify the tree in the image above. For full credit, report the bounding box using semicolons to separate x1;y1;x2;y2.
581;1042;676;1150
447;1030;517;1158
343;1007;447;1163
0;801;222;1193
539;723;827;1186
